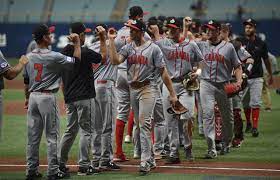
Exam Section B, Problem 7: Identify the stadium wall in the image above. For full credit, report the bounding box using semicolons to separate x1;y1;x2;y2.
0;20;279;58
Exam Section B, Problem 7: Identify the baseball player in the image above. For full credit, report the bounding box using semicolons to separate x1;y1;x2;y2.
88;24;120;170
197;20;243;158
23;24;80;180
150;17;204;163
108;19;178;175
239;18;273;137
0;51;28;140
113;6;150;162
58;22;106;176
220;23;254;147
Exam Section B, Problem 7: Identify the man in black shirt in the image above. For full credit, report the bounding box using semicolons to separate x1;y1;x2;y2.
239;18;273;137
58;22;106;176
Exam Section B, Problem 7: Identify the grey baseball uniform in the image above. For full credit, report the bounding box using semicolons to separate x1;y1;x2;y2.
197;40;241;154
89;40;118;166
0;51;11;140
119;40;165;164
23;48;76;176
156;38;204;158
115;26;151;122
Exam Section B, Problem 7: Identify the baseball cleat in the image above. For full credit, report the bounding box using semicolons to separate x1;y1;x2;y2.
252;128;259;137
185;148;195;162
139;162;150;176
165;156;181;164
124;135;132;143
100;161;120;171
204;150;217;159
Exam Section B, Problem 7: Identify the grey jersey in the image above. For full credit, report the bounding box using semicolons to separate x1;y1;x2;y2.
119;41;165;84
0;50;11;75
197;40;241;82
115;26;151;69
23;48;76;92
89;40;118;82
26;40;52;54
156;38;204;79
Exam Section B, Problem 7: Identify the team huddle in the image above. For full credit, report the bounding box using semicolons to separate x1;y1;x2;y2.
0;5;274;180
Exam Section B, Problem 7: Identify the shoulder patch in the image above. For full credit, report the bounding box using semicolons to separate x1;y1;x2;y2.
0;62;8;68
66;56;74;62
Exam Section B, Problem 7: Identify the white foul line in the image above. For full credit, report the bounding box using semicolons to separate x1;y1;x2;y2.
0;164;279;173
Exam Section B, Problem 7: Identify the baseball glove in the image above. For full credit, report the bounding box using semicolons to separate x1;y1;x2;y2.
224;74;248;98
183;72;199;91
167;100;189;115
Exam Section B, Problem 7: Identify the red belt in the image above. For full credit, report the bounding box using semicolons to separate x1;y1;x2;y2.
96;80;108;84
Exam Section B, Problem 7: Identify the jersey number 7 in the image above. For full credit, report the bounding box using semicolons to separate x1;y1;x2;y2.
34;63;43;82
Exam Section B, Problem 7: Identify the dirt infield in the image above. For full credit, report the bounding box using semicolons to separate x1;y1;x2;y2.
4;79;24;90
0;158;279;177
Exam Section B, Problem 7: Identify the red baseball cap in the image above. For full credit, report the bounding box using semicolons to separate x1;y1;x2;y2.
125;19;146;32
204;20;221;30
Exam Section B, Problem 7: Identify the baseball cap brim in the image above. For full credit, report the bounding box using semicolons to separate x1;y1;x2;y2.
167;24;179;29
84;28;92;33
243;21;256;27
204;24;217;30
48;26;56;33
124;23;141;31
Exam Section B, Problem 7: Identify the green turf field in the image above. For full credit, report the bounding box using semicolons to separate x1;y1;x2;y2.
1;58;280;179
1;90;280;163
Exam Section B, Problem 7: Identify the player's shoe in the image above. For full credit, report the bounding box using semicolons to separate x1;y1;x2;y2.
124;135;132;143
185;148;194;162
215;142;223;151
139;161;151;176
100;161;120;171
113;153;129;162
220;143;230;155
232;138;243;148
77;166;100;176
252;128;259;137
58;165;70;178
204;150;217;159
47;170;67;180
165;156;181;164
26;171;43;180
147;158;156;169
133;152;141;159
245;123;252;133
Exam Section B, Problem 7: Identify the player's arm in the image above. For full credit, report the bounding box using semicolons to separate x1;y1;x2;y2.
234;65;243;86
3;55;28;80
67;33;81;60
23;67;30;109
160;67;178;104
95;26;107;64
148;25;161;41
108;30;125;65
190;42;204;80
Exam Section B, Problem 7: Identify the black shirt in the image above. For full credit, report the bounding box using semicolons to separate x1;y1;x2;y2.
0;77;4;90
61;44;102;103
239;36;269;79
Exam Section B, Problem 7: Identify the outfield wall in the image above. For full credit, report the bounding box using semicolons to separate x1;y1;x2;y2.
0;20;279;58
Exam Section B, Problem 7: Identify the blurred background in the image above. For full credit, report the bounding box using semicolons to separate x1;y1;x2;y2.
0;0;279;57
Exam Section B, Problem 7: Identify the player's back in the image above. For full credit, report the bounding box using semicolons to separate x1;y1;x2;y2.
24;48;75;92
